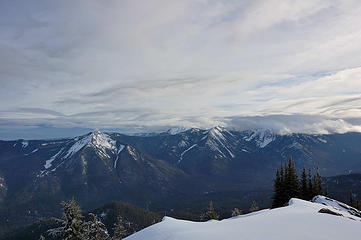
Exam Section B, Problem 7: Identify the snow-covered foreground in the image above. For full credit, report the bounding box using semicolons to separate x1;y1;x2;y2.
125;196;361;240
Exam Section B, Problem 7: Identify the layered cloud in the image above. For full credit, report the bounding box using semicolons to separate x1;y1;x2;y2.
1;0;361;138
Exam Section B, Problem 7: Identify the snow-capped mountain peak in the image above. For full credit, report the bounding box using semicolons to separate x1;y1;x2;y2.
244;128;276;148
166;127;189;135
63;131;117;159
205;126;235;159
40;132;118;175
90;131;117;152
208;126;227;142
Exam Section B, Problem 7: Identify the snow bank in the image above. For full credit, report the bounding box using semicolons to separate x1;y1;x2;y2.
312;195;361;220
125;196;361;240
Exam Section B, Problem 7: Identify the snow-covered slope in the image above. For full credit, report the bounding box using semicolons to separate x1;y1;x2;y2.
166;127;189;135
312;195;361;219
38;131;121;176
203;126;236;159
125;196;361;240
244;128;276;148
63;131;117;159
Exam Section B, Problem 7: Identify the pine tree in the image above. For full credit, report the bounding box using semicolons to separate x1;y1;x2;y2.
279;163;287;205
284;157;299;201
48;198;85;240
272;160;299;208
312;168;322;196
272;160;325;208
207;201;219;220
83;213;110;240
249;201;259;212
39;235;45;240
112;216;127;240
201;201;219;221
272;169;283;208
231;208;242;217
307;169;313;200
300;168;308;200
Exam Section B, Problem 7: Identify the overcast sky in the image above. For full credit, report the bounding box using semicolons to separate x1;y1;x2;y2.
1;0;361;139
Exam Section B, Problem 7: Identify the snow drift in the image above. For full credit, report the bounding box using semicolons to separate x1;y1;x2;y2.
125;196;361;240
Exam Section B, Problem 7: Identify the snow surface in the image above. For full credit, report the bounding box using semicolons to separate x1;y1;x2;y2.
287;141;303;150
178;144;197;163
31;148;38;153
63;132;117;159
63;134;92;159
44;148;64;169
114;144;125;168
125;196;361;240
178;140;188;148
206;126;235;158
24;148;39;156
38;132;120;176
21;141;28;148
245;128;275;148
317;138;327;143
166;127;188;135
312;195;361;220
127;145;143;161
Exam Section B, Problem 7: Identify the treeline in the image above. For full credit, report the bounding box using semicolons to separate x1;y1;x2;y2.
40;199;127;240
272;157;323;208
200;200;259;221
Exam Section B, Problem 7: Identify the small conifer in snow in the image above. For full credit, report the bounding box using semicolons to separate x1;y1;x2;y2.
48;198;85;240
112;216;127;240
249;201;259;212
231;208;242;217
83;213;110;240
201;201;219;221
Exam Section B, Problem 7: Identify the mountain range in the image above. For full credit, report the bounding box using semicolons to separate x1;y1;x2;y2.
1;127;361;235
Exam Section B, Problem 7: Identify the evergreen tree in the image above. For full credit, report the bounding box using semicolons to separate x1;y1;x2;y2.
307;169;314;200
272;169;283;208
249;201;259;212
272;160;299;208
201;201;219;221
284;157;299;201
272;159;325;209
207;201;219;220
49;198;85;240
231;208;242;217
39;235;45;240
312;168;322;196
83;213;110;240
300;168;308;200
279;164;287;205
112;216;127;240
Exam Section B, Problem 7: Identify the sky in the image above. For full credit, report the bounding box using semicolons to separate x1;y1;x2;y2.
1;0;361;139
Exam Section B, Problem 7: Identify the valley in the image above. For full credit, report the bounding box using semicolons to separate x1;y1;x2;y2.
1;127;361;237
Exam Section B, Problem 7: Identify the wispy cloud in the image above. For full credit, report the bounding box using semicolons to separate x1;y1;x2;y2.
0;0;361;138
225;114;361;135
